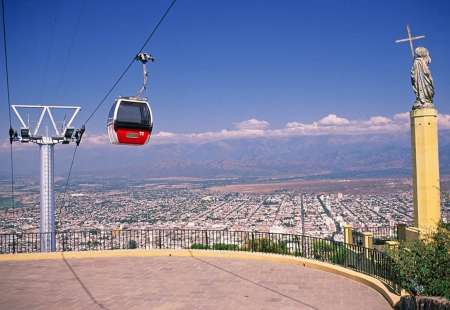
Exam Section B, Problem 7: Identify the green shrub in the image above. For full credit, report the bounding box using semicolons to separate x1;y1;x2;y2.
390;223;450;299
127;240;137;249
312;240;348;265
212;243;240;251
191;243;210;250
374;238;387;245
243;237;289;254
89;229;99;235
87;240;101;248
292;250;303;257
442;222;450;231
331;246;348;264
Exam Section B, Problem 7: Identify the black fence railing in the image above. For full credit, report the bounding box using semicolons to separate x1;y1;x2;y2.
351;226;399;245
0;229;401;293
365;226;398;241
352;230;364;246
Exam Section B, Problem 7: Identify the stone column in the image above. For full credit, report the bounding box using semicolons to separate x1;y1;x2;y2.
396;223;407;241
362;232;373;249
405;227;420;241
385;240;399;251
343;224;353;245
362;232;373;259
410;107;441;234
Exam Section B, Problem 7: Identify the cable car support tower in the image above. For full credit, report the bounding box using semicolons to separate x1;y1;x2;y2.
10;105;84;252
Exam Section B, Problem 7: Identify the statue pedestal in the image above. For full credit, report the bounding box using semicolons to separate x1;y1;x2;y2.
410;107;441;235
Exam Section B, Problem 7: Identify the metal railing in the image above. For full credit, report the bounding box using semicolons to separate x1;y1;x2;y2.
0;229;400;293
364;226;398;241
352;230;364;246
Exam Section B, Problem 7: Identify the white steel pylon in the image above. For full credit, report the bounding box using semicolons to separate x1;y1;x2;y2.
10;105;84;252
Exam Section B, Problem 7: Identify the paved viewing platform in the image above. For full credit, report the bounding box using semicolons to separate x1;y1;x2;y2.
0;250;391;310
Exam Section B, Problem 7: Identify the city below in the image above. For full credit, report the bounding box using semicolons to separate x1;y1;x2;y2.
1;176;449;242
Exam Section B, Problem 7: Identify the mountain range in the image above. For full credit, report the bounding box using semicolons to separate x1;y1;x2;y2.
1;130;448;180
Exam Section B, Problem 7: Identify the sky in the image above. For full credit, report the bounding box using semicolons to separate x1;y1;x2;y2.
1;0;450;140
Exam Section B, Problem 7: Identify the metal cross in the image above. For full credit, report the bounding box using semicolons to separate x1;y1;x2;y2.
395;25;425;58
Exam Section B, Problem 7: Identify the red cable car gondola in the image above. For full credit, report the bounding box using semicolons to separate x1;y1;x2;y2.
107;97;153;145
107;52;154;146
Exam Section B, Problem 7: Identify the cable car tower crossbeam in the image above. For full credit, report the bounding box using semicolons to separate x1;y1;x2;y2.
10;105;84;252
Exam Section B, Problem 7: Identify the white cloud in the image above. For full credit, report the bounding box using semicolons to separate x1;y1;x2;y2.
156;131;176;137
1;112;449;150
318;114;350;126
393;112;410;121
367;116;392;126
82;133;109;145
234;118;270;130
439;114;450;129
147;113;417;144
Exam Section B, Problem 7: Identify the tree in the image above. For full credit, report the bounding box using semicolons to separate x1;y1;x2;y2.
391;223;450;299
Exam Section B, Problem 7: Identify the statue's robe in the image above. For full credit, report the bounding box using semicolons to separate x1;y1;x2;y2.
411;57;434;106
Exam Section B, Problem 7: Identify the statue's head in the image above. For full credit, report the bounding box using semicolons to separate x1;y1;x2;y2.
415;47;431;64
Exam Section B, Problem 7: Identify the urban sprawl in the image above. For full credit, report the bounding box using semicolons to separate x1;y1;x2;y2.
1;178;449;242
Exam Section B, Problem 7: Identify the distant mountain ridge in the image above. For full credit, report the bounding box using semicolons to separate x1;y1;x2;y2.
1;130;449;179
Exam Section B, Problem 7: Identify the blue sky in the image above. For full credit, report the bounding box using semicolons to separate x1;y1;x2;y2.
1;0;450;136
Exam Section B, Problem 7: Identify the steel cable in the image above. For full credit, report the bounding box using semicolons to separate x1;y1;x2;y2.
83;0;177;125
57;0;178;226
2;0;15;213
55;0;87;101
57;144;78;230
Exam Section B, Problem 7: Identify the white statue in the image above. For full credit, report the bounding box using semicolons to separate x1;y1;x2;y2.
411;47;434;109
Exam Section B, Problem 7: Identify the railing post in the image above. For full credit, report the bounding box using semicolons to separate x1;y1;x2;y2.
385;240;399;252
110;231;113;250
62;233;66;252
158;230;162;249
396;223;407;241
343;224;353;245
362;232;373;249
362;232;373;259
12;235;16;254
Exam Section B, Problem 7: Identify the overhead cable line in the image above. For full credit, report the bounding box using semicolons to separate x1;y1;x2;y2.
36;1;61;104
57;144;78;230
57;0;178;226
2;0;15;213
55;0;87;101
83;0;177;125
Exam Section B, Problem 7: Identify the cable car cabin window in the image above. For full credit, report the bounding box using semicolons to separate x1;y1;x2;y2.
107;104;115;124
115;101;151;129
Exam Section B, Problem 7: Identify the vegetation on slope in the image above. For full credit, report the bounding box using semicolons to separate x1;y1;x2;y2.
391;223;450;299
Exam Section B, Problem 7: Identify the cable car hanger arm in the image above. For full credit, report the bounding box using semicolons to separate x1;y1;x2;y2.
136;52;154;99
